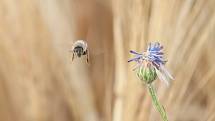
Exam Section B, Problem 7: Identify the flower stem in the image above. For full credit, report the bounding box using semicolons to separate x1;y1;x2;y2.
147;84;168;121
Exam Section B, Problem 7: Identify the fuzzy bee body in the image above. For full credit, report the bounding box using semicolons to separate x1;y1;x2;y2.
71;40;89;63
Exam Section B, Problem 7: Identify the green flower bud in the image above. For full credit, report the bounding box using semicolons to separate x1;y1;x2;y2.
136;65;157;84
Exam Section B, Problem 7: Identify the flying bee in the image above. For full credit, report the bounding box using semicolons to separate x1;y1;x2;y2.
70;40;89;63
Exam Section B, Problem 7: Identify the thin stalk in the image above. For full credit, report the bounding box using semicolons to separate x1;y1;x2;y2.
147;84;168;121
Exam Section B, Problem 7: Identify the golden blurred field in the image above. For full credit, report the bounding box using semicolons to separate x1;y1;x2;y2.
0;0;214;121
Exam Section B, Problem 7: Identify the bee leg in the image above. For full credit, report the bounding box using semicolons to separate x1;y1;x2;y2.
86;50;89;63
72;52;75;61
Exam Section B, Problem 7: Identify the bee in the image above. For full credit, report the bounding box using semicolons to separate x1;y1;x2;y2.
70;40;89;63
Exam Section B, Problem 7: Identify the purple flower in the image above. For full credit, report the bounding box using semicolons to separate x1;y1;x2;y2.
128;42;174;85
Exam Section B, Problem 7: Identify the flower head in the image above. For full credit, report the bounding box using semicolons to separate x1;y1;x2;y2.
128;42;173;85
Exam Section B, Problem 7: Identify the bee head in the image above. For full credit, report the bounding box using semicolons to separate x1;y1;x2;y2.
74;46;84;57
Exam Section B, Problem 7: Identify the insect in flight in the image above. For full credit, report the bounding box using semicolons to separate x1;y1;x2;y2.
70;40;89;63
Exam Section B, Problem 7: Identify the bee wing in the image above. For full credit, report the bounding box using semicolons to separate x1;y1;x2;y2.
89;48;104;57
155;65;173;86
160;64;174;80
82;41;88;51
155;69;170;86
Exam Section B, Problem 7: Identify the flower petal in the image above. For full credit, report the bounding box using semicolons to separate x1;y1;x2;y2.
128;55;143;62
130;50;142;55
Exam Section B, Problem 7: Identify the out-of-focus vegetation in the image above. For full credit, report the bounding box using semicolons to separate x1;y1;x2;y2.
0;0;214;121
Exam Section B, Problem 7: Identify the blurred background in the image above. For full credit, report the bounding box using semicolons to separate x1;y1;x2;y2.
0;0;214;121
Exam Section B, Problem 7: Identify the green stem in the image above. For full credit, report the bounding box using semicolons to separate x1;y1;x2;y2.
147;84;168;121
